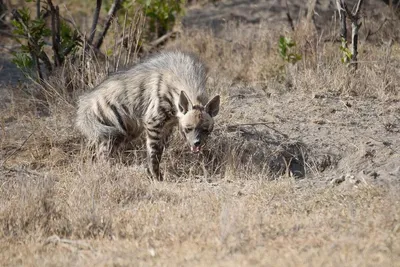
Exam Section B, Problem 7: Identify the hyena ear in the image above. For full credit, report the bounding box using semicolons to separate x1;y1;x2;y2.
178;91;193;114
205;95;220;117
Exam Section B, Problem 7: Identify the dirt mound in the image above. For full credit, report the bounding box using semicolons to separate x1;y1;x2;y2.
221;82;400;186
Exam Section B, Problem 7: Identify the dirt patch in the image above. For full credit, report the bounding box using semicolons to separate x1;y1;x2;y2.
222;83;400;185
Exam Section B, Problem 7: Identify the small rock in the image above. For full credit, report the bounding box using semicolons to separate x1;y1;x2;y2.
148;248;156;257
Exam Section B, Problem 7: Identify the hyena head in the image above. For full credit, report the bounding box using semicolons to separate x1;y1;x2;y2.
178;91;220;153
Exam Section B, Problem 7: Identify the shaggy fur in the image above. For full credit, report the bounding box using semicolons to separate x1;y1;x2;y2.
76;50;220;180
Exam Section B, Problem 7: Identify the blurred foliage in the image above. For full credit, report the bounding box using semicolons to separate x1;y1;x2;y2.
278;36;302;64
104;0;185;39
138;0;185;38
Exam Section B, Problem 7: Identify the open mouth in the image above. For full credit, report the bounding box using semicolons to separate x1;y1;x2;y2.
191;146;201;154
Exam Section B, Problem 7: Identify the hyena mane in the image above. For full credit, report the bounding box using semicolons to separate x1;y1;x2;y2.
76;50;220;180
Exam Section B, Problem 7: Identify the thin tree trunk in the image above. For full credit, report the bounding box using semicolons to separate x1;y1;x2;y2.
36;0;40;19
47;0;62;66
350;0;363;70
94;0;121;49
88;0;102;45
336;0;348;63
336;0;364;69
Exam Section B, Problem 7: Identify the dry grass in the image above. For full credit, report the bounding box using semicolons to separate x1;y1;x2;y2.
1;3;400;266
1;166;399;266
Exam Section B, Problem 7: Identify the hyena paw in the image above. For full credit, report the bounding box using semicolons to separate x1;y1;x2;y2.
145;167;164;181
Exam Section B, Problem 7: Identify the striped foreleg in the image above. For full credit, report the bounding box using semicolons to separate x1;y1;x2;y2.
145;125;165;181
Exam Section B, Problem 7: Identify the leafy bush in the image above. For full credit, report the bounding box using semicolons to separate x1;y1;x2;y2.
11;1;80;81
138;0;185;38
10;0;186;83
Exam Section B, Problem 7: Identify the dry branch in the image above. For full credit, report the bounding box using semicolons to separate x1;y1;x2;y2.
94;0;121;49
364;18;388;41
36;0;40;19
88;0;102;45
1;131;34;166
285;0;295;31
47;0;61;66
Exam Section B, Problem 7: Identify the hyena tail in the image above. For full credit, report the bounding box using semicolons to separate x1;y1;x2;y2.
75;98;123;144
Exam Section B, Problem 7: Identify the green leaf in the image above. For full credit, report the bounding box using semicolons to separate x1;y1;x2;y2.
11;52;33;70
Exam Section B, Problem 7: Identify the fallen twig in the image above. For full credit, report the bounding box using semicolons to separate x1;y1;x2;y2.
285;0;295;31
225;122;289;139
1;131;34;166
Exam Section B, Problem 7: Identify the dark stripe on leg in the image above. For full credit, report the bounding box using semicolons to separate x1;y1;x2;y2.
97;102;114;127
110;104;127;132
148;127;161;135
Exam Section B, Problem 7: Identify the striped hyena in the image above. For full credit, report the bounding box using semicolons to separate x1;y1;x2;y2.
75;50;220;180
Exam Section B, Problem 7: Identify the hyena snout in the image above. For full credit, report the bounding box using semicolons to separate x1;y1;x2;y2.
183;128;212;153
191;137;206;153
190;138;202;154
193;140;201;147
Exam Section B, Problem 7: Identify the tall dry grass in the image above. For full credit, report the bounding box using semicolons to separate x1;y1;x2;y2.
171;19;400;100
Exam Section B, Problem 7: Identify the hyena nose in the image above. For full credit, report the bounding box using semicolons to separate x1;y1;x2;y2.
194;140;201;147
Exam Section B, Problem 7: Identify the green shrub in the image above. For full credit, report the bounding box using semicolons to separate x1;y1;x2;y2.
278;36;302;64
11;1;80;81
138;0;185;38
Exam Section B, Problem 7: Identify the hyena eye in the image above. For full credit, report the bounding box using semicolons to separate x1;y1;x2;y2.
184;127;193;133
